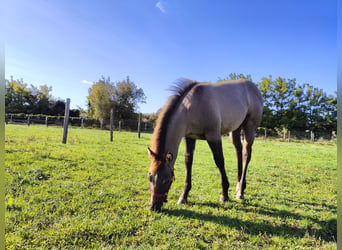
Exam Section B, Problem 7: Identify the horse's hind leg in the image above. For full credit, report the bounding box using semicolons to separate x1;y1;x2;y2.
178;137;196;204
207;138;229;202
230;128;243;194
236;121;256;200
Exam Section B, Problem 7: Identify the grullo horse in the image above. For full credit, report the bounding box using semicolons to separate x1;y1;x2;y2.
147;79;263;211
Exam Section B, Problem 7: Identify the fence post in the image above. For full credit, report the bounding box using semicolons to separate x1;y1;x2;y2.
110;108;114;142
119;121;121;132
264;128;267;140
81;118;84;128
283;128;286;140
311;131;314;144
27;116;30;126
100;119;103;129
288;130;291;142
138;113;142;139
62;98;70;144
45;116;48;127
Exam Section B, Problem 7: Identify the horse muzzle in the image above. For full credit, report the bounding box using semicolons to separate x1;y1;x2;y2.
149;191;168;212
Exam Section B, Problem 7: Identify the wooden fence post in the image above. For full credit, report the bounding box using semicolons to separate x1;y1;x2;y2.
110;108;114;142
45;116;48;127
119;121;121;132
288;130;291;142
283;128;286;140
62;98;70;144
100;119;103;130
264;128;267;140
138;113;142;139
311;131;314;144
81;118;84;128
27;116;30;126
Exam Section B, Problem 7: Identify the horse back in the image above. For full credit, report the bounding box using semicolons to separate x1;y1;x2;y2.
183;80;263;137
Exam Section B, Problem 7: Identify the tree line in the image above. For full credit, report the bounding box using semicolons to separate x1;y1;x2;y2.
5;74;337;134
5;77;80;117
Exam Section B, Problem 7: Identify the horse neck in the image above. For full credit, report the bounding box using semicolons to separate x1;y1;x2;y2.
164;109;187;163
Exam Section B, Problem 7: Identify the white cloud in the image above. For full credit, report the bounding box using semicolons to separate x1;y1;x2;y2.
81;80;93;85
156;1;166;13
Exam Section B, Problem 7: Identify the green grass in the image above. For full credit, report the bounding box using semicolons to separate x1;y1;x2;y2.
5;124;336;249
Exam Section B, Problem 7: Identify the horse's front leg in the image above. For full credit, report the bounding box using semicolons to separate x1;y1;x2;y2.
178;137;196;204
207;139;229;202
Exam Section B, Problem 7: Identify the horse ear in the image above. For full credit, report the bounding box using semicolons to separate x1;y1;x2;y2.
165;152;173;164
147;147;155;158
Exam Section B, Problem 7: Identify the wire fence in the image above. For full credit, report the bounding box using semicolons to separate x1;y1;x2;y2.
256;127;336;142
5;113;155;133
5;113;336;143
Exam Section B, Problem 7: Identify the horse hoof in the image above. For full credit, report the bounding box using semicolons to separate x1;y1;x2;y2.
220;195;229;202
236;193;244;200
177;198;187;204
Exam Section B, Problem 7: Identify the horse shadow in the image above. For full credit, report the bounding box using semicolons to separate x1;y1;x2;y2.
163;199;337;243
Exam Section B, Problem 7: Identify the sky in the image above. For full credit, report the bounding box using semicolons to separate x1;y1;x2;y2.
5;0;337;114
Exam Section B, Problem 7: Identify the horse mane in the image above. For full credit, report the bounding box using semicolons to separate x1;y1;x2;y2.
150;79;199;158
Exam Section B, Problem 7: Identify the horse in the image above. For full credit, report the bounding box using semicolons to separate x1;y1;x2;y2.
147;79;263;212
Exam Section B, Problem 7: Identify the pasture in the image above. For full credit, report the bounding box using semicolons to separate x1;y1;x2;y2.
5;124;336;249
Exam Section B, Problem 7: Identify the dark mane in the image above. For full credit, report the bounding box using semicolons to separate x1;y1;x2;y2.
151;79;198;157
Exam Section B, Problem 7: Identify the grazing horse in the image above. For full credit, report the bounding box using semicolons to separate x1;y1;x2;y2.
147;79;263;211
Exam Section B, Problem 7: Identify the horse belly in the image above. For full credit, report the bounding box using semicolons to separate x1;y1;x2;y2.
220;114;246;134
186;133;206;140
218;95;248;134
185;111;244;138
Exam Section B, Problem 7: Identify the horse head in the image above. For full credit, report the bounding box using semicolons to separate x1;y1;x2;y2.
147;147;174;212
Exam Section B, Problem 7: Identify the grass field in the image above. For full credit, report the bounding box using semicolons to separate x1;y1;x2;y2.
5;124;337;249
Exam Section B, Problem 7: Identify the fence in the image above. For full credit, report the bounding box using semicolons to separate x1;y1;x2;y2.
5;113;155;133
5;113;336;143
256;127;335;142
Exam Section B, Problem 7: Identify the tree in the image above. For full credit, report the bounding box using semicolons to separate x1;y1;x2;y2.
33;85;53;114
87;76;115;120
87;76;146;121
271;77;297;129
51;100;66;116
258;75;273;109
300;83;331;131
5;77;31;113
218;73;252;82
5;77;82;117
324;93;337;132
114;76;146;120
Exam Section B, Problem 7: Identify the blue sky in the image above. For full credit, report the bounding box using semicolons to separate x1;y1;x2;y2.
5;0;336;113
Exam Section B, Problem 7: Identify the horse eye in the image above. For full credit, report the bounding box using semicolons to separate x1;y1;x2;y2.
148;172;153;182
162;179;171;185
